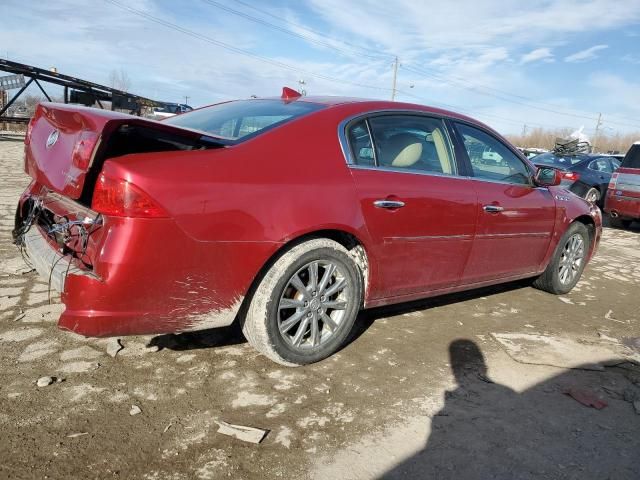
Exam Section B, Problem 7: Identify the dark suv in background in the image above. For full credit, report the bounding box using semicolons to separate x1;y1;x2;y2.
532;152;621;205
605;142;640;228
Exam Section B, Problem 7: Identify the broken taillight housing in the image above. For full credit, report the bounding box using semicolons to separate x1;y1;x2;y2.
561;171;580;182
92;173;168;218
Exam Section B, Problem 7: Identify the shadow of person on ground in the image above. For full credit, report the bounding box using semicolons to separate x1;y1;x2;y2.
381;339;640;480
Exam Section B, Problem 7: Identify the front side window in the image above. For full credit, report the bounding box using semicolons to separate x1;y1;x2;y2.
165;99;323;141
455;123;530;185
362;115;456;175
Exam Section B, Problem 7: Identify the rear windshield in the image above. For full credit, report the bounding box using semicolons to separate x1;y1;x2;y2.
622;144;640;168
164;99;323;141
533;152;585;167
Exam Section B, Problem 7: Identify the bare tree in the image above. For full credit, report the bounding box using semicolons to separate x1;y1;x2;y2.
108;68;132;92
506;127;640;154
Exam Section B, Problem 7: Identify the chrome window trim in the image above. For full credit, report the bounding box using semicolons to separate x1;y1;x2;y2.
349;158;546;189
348;164;472;181
364;118;378;167
338;109;541;187
468;176;536;188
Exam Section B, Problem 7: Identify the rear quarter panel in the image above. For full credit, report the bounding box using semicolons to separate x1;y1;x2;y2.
100;105;380;301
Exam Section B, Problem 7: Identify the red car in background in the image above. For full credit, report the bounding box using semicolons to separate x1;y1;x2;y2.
13;89;601;365
605;142;640;228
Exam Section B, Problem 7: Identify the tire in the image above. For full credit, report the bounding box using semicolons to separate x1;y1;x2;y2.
533;222;590;295
242;238;363;366
584;187;600;205
609;217;633;229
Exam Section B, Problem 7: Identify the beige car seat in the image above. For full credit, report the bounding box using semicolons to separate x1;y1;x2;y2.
431;128;453;174
384;133;423;168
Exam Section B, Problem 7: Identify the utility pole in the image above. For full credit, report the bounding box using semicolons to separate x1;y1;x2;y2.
391;56;398;101
184;96;190;105
592;112;603;153
522;124;528;137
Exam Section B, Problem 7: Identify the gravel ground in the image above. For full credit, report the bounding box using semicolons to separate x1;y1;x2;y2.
0;139;638;479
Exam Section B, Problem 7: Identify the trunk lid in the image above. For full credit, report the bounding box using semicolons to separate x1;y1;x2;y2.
25;102;224;201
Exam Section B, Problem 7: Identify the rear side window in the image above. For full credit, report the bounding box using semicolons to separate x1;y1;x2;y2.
454;123;530;185
348;120;375;166
359;115;456;175
588;158;613;173
165;99;323;141
622;144;640;169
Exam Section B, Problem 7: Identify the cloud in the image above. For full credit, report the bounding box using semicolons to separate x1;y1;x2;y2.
588;72;640;109
622;54;640;64
307;0;640;55
1;0;640;135
520;48;554;64
564;44;608;62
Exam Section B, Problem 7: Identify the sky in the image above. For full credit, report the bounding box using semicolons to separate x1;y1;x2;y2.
1;0;640;136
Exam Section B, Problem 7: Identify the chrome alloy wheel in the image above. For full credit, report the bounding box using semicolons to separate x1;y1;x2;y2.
277;260;350;350
558;233;585;285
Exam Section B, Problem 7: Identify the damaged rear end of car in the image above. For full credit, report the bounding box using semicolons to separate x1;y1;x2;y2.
13;102;236;336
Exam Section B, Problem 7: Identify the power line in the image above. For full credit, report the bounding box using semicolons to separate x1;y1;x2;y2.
395;89;570;130
401;64;640;129
233;0;393;60
102;0;393;94
201;0;387;61
410;65;640;126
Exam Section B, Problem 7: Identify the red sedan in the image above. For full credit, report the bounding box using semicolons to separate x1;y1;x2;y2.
14;89;602;365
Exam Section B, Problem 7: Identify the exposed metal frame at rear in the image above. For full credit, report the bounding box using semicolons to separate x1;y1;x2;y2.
23;227;97;294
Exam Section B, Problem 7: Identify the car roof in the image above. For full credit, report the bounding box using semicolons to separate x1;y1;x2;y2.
257;95;486;127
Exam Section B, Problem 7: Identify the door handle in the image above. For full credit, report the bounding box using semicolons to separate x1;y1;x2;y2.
483;205;504;213
374;199;405;209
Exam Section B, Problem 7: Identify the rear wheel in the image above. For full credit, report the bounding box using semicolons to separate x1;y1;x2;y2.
584;187;600;204
242;239;363;366
533;222;590;295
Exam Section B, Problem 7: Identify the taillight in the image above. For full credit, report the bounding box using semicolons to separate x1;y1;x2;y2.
608;172;618;189
72;131;100;170
562;171;580;182
92;173;168;218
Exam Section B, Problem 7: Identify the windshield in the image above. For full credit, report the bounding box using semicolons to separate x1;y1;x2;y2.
533;152;585;167
164;99;324;141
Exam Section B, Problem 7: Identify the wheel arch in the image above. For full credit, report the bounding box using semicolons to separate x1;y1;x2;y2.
573;214;596;243
236;228;376;328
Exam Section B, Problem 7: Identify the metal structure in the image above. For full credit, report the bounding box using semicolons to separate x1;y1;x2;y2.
0;59;162;124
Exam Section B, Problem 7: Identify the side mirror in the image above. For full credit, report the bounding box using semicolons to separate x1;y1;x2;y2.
534;167;562;187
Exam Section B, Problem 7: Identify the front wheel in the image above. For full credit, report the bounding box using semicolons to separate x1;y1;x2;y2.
242;238;363;366
533;222;590;295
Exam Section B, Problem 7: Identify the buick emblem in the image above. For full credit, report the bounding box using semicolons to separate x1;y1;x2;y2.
46;129;59;149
